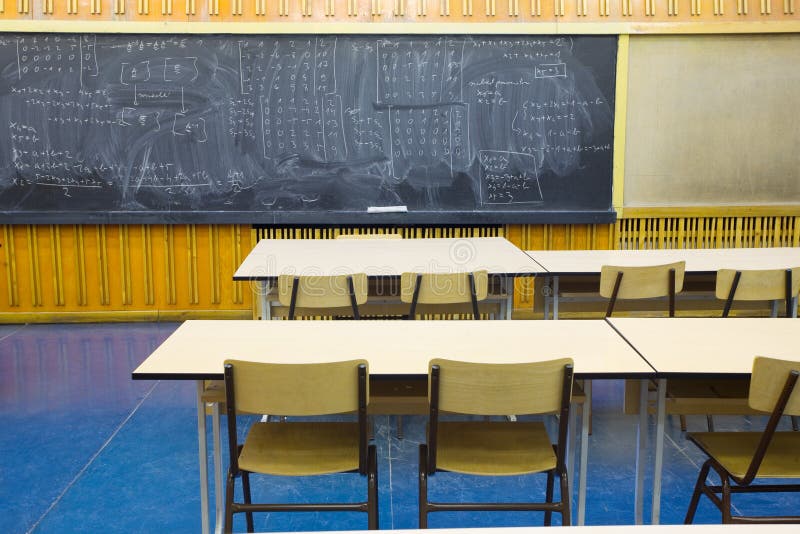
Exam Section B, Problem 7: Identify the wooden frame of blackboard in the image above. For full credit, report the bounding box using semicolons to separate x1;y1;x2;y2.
0;31;618;225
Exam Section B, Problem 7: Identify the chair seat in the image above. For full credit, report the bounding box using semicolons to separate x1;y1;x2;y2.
239;422;360;476
688;431;800;479
437;421;556;476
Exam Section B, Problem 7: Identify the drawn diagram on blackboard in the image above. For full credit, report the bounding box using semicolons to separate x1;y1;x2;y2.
0;34;616;223
479;150;543;205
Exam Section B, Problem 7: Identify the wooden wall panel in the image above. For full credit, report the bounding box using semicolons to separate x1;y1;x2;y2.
0;224;254;321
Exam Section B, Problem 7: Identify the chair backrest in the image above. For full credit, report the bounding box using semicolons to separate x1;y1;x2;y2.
223;359;369;475
735;356;800;484
426;358;574;475
277;274;368;319
716;268;800;318
600;261;686;317
400;271;489;319
428;358;573;416
749;356;800;416
224;359;368;415
336;234;402;239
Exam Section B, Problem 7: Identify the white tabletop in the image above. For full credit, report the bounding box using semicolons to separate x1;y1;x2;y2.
608;317;800;376
132;319;652;380
234;237;545;280
526;247;800;275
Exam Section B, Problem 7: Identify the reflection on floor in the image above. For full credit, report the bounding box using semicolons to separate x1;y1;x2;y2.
1;322;798;533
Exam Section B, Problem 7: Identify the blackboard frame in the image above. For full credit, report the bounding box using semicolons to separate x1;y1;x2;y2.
0;32;618;225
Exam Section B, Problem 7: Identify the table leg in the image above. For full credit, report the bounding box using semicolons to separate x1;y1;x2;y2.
553;276;560;321
567;401;577;523
543;276;551;320
634;378;648;525
578;379;591;526
259;281;272;321
504;278;514;320
652;378;667;525
212;402;224;534
196;381;210;534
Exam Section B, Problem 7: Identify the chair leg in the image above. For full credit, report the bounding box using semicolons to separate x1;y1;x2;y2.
706;415;715;432
721;475;733;524
368;444;379;530
544;470;555;526
680;415;688;432
241;471;254;533
684;460;712;524
560;471;571;526
418;445;429;529
792;416;799;431
224;471;236;534
397;415;404;440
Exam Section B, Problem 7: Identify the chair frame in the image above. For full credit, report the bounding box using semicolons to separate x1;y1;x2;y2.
605;268;677;318
408;272;481;320
684;369;800;524
722;268;795;319
418;362;574;528
286;274;362;320
223;362;378;532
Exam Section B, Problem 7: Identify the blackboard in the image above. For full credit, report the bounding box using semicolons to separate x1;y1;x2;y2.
0;34;617;224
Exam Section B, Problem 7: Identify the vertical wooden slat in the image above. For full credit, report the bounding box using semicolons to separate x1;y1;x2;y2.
119;225;132;305
143;226;155;306
26;226;42;307
233;226;244;305
188;225;199;305
165;225;177;305
50;226;64;306
210;225;220;305
72;224;88;306
3;226;18;307
96;225;110;306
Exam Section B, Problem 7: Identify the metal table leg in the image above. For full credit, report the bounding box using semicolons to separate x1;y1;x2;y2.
211;402;224;534
578;379;591;526
634;378;648;525
652;378;667;525
196;381;210;534
259;281;272;320
553;275;560;320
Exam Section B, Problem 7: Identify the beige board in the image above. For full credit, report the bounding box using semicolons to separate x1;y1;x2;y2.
234;237;544;279
623;34;800;207
609;317;800;375
132;319;651;378
526;248;800;275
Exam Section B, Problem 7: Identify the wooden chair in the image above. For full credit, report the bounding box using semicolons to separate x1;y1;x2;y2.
717;267;800;319
400;271;489;319
223;359;378;533
602;262;688;432
600;261;686;317
277;273;368;319
419;358;574;528
684;355;800;524
701;268;800;431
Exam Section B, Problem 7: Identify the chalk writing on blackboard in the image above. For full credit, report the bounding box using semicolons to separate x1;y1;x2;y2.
0;34;616;223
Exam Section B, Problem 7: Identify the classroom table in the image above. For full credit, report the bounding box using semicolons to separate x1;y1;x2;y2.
607;317;800;526
525;247;800;319
234;237;545;320
133;319;654;534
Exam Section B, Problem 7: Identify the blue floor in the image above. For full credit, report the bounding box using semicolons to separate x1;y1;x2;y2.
1;322;798;533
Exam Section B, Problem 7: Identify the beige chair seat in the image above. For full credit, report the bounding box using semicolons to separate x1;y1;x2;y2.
239;422;360;476
437;421;556;476
688;432;800;479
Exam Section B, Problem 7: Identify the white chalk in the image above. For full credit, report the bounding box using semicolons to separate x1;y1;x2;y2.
367;206;408;213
